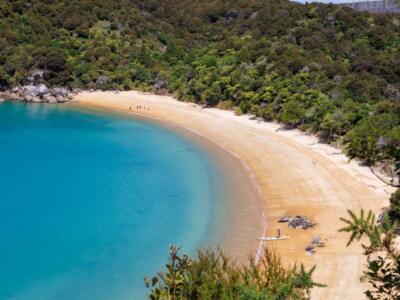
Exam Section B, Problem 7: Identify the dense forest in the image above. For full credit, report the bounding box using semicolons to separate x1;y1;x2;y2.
1;1;399;298
0;0;399;180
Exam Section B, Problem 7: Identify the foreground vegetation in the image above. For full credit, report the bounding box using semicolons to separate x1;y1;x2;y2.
1;1;399;296
147;191;400;300
145;246;323;300
340;208;400;299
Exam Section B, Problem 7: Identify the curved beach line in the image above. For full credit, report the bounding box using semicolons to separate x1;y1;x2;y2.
75;90;394;300
76;98;267;261
173;125;268;264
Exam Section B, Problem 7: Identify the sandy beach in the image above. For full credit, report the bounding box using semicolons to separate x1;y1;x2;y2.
75;90;395;300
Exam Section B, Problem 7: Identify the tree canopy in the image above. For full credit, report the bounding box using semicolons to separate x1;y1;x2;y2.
1;0;399;174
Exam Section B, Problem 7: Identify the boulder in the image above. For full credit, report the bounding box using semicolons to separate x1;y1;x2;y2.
288;216;316;230
56;95;68;103
43;94;57;103
23;85;39;97
51;87;69;97
37;84;49;96
11;86;20;93
6;85;74;103
23;94;34;102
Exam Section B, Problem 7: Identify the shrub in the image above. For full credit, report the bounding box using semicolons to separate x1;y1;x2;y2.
340;210;400;299
145;246;323;300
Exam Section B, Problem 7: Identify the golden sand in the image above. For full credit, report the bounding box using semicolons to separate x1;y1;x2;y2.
75;91;394;300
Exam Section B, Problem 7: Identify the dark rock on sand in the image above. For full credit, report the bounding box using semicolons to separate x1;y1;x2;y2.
287;216;316;230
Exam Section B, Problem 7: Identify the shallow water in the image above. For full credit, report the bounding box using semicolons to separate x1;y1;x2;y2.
0;101;227;299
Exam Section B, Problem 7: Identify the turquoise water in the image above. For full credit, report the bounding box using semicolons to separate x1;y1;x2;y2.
0;101;226;299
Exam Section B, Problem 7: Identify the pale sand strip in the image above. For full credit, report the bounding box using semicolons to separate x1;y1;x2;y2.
75;91;394;300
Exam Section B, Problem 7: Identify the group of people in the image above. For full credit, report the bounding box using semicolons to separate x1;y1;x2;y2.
129;105;150;111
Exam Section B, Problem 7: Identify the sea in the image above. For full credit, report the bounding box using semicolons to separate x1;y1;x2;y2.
0;101;227;299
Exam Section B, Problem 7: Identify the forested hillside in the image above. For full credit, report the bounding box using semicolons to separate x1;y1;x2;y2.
0;0;399;176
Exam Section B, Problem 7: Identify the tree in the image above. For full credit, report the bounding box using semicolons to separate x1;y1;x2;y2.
201;82;222;106
319;113;340;141
1;0;400;173
280;100;305;127
340;210;400;299
345;114;400;188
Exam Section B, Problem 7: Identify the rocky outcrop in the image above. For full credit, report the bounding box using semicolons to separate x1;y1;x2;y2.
341;0;400;13
0;84;76;103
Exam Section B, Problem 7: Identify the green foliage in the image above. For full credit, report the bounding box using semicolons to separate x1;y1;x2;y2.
280;100;305;126
0;0;399;170
340;209;380;248
145;245;324;300
340;210;400;299
388;189;400;223
345;113;400;166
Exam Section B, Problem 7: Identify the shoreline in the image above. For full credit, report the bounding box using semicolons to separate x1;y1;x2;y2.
73;102;267;260
75;91;393;299
175;122;269;262
167;117;268;260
